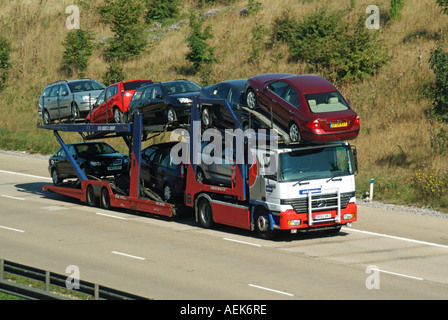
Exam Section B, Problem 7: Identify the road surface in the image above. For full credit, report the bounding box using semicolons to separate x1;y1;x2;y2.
0;151;447;300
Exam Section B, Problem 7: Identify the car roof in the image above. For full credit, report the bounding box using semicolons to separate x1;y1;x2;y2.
251;73;337;94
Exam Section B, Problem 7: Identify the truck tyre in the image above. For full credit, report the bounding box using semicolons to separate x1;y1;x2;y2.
86;185;98;207
197;198;214;229
100;187;111;210
254;207;277;240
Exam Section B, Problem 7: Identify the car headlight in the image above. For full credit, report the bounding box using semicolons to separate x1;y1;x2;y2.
177;98;192;104
89;160;103;166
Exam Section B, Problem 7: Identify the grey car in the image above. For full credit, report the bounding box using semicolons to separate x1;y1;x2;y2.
39;79;106;125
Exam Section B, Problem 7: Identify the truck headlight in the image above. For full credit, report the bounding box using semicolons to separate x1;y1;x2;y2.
287;219;301;226
343;213;355;220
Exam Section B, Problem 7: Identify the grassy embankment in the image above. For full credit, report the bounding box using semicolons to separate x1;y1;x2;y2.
0;0;447;211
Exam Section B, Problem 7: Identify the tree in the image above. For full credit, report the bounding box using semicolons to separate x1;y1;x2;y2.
428;43;448;122
0;36;11;92
100;0;147;61
186;13;216;72
146;0;181;24
61;29;94;76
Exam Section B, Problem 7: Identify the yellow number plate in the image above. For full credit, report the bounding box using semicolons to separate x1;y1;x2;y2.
330;122;348;128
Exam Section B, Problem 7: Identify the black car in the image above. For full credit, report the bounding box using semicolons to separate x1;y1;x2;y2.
141;142;186;202
128;80;201;126
199;79;263;130
48;141;129;184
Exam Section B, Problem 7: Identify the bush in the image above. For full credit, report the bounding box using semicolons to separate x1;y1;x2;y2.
102;62;126;86
186;13;216;71
389;0;405;21
428;43;448;122
146;0;180;24
0;36;11;92
100;0;147;61
61;29;94;76
276;9;390;83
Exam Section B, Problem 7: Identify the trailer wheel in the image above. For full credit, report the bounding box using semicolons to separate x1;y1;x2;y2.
100;187;111;210
86;185;98;207
254;207;276;240
197;198;214;229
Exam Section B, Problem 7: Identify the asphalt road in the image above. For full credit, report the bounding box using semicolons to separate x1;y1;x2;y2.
1;151;448;301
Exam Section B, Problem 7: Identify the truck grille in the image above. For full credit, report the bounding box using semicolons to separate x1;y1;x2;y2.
281;192;354;213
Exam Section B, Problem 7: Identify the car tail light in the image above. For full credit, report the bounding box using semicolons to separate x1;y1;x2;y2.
306;119;320;129
354;115;360;125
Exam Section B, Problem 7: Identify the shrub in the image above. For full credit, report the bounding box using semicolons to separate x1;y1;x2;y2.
186;13;216;71
0;36;11;92
146;0;181;24
61;29;94;76
278;9;390;83
102;62;125;86
428;43;448;122
100;0;147;61
389;0;405;21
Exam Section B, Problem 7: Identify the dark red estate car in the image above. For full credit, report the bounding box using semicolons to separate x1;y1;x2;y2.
86;79;154;123
245;73;359;143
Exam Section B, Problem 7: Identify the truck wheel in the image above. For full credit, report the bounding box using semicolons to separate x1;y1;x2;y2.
254;208;276;239
86;185;98;207
197;198;214;229
100;187;111;210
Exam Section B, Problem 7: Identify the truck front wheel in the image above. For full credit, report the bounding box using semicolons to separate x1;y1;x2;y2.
254;208;277;240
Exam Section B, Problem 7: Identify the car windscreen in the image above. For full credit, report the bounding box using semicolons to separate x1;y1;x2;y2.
278;146;351;182
123;81;154;91
68;80;105;93
305;91;349;113
75;143;117;156
162;81;201;94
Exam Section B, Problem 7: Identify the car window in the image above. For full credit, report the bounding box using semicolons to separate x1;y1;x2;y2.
283;86;299;108
160;152;171;167
304;91;349;113
59;84;69;96
152;85;163;99
68;145;77;156
42;86;52;98
49;85;60;97
96;90;106;105
143;146;159;161
216;86;229;99
142;86;153;100
106;85;118;98
68;80;105;92
228;87;242;105
267;81;288;98
123;80;154;91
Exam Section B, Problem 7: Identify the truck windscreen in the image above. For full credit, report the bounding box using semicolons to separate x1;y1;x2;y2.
278;146;351;182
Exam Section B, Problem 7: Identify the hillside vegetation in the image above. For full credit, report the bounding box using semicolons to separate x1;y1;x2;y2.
0;0;448;211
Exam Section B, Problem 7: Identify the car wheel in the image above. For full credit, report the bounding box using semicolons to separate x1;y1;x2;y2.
201;107;211;127
197;197;214;229
167;107;177;124
51;168;62;185
196;167;207;184
71;104;80;120
163;183;174;202
289;122;302;143
254;207;277;240
113;107;123;123
43;110;51;125
246;89;257;109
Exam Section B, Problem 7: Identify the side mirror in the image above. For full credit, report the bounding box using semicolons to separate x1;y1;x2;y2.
349;146;358;175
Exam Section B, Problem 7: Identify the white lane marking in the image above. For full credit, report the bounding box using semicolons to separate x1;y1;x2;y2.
378;268;423;281
223;238;262;247
0;225;25;233
343;227;448;250
111;251;145;261
248;284;294;297
96;212;128;220
1;194;25;201
0;169;51;181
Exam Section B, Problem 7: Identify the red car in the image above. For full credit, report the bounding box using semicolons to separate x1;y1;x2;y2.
245;73;359;143
86;79;154;123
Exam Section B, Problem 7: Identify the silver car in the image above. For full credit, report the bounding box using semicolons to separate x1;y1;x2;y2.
39;79;105;125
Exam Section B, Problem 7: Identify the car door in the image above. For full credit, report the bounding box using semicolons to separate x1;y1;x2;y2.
46;85;60;119
58;83;72;118
89;89;106;123
141;145;159;185
282;85;301;125
148;84;166;121
104;84;119;121
265;81;290;128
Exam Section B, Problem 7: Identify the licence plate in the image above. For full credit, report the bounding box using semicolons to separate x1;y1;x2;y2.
330;122;348;128
107;165;121;171
314;213;331;220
